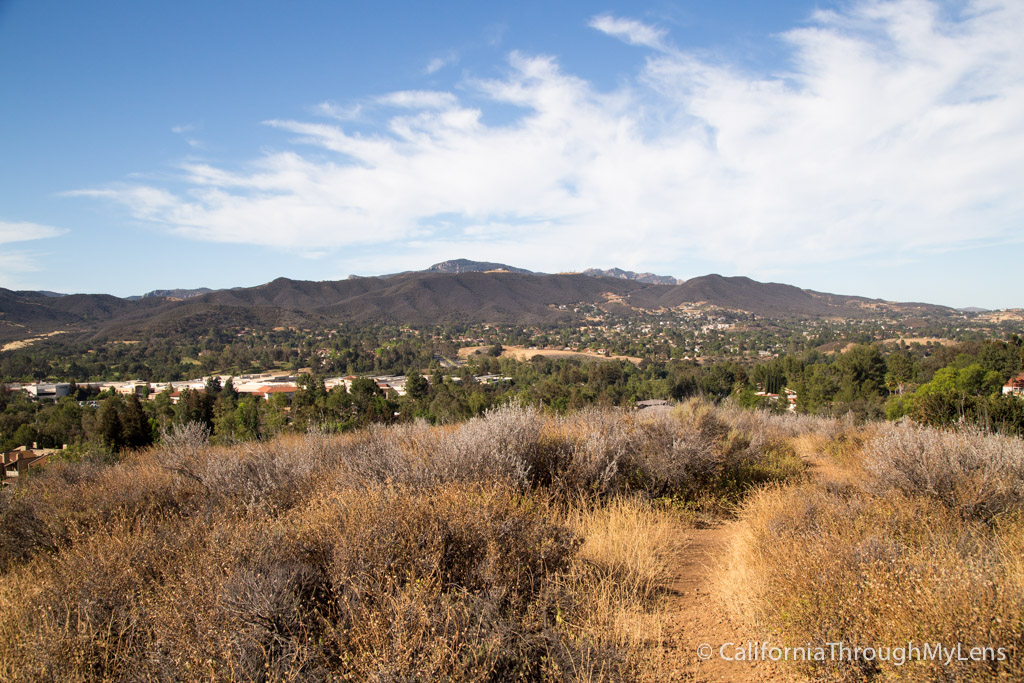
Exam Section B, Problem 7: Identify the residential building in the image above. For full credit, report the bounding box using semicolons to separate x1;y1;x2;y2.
1003;374;1024;397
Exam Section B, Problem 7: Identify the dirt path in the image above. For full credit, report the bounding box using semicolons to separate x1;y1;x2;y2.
649;521;799;682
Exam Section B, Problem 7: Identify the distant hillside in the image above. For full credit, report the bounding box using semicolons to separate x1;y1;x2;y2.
583;268;680;286
0;269;961;345
626;274;954;319
195;271;645;325
629;274;845;317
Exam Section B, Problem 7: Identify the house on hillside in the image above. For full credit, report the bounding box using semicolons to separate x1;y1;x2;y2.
252;385;298;401
784;388;798;411
116;381;149;397
2;444;64;484
21;383;71;401
754;388;798;412
1003;374;1024;397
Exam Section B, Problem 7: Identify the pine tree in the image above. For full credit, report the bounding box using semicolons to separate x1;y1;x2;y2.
97;396;124;450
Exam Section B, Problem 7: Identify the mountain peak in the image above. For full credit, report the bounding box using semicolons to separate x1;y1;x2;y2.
582;268;681;286
426;259;535;275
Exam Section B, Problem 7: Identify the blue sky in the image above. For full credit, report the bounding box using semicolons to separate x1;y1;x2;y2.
1;0;1022;308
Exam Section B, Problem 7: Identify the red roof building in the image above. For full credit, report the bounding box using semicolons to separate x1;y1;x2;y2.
1003;374;1024;396
253;385;298;401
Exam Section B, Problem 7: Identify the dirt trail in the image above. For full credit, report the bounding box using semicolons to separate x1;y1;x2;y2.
649;521;799;682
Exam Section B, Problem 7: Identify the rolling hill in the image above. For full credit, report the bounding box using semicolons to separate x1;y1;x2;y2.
0;267;959;345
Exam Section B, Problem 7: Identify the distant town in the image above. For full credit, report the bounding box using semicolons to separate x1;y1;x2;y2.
6;370;517;405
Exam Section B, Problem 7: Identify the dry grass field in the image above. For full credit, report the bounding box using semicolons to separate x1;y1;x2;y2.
1;402;1021;681
458;344;643;365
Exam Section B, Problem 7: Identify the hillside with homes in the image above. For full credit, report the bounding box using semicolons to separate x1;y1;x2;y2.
0;265;973;347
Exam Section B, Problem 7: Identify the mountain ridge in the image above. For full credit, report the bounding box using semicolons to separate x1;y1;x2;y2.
0;266;963;345
581;268;681;285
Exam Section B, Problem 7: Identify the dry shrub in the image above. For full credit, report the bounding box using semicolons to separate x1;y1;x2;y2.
723;481;1024;681
199;437;325;512
333;420;440;487
0;459;186;573
1;482;663;681
863;424;1024;520
431;404;538;487
712;400;846;444
1;401;809;681
326;403;805;504
643;402;806;504
524;402;806;504
0;517;199;680
552;408;669;496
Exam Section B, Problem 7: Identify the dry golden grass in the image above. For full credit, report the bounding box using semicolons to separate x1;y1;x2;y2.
566;497;681;649
721;423;1024;682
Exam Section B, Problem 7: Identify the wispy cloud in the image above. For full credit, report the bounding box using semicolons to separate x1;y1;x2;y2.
0;220;66;245
0;220;67;288
314;101;363;121
76;0;1024;279
171;123;203;148
588;14;669;51
375;90;458;109
425;51;458;74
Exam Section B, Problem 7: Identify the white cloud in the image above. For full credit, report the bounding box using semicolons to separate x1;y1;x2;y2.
588;14;669;51
77;0;1024;279
314;101;363;120
0;221;67;289
375;90;458;109
66;187;178;221
171;123;203;147
425;51;458;74
0;250;40;289
0;220;66;245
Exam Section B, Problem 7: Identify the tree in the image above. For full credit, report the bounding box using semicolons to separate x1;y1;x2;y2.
795;364;840;414
885;351;916;396
11;423;37;449
293;374;328;429
120;394;152;449
205;376;222;399
406;370;429;400
752;361;786;395
698;364;736;400
911;364;1003;427
221;377;238;401
835;345;886;401
235;395;262;440
96;396;124;450
175;388;214;431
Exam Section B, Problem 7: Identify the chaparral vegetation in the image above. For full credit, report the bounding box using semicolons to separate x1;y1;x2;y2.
2;401;1021;680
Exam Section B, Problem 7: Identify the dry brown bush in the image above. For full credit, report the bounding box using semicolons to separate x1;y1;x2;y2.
862;424;1024;520
322;402;806;503
0;482;675;681
722;419;1024;682
0;401;812;681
